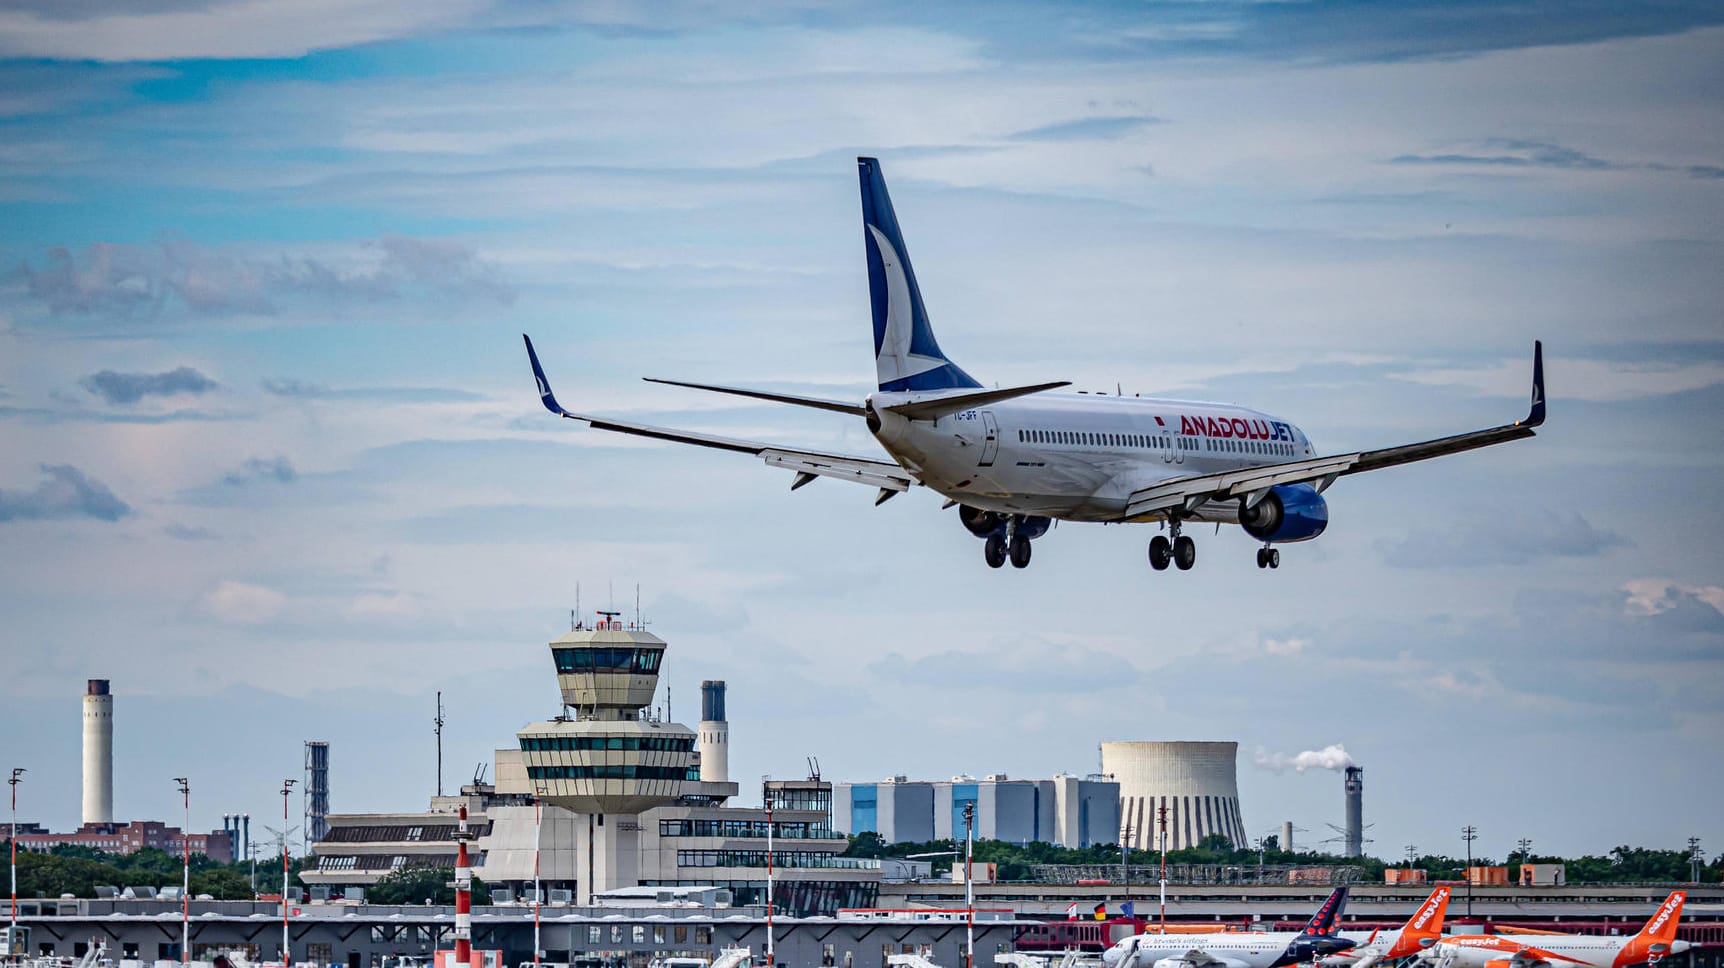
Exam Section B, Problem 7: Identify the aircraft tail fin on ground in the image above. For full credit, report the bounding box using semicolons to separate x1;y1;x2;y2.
1635;892;1686;945
858;156;981;394
1399;887;1451;951
1302;886;1350;936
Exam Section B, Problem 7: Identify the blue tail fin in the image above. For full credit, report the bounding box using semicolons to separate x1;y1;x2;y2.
858;157;981;393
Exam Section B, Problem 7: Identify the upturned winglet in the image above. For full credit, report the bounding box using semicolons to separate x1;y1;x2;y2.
523;334;572;417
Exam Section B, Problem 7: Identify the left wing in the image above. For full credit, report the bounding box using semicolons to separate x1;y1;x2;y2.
1125;341;1545;520
525;335;914;502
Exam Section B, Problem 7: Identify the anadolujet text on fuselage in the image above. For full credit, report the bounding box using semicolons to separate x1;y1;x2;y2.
524;157;1546;572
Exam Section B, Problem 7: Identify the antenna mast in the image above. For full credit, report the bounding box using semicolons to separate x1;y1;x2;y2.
435;692;445;797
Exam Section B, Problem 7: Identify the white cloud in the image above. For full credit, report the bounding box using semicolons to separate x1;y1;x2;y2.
1262;635;1308;656
1395;356;1724;402
0;0;488;62
199;580;286;624
344;591;421;621
1623;578;1724;617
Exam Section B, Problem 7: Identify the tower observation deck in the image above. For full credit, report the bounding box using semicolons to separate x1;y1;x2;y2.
516;613;697;901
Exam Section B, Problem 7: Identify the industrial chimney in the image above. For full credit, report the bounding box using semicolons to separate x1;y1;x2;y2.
698;680;729;783
1343;766;1363;858
304;741;330;844
82;679;113;825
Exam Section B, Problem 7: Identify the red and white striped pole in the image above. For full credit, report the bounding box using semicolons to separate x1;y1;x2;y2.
454;806;472;968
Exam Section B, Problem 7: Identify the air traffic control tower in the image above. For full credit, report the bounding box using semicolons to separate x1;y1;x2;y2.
516;612;697;903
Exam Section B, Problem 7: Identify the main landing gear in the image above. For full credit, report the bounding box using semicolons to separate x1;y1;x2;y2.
984;521;1034;569
1148;520;1197;571
1256;545;1281;569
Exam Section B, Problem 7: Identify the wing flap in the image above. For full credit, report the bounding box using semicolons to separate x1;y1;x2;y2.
1125;455;1358;519
763;451;912;491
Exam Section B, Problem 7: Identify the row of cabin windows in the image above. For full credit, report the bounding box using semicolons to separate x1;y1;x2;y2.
1205;437;1299;457
1016;428;1299;457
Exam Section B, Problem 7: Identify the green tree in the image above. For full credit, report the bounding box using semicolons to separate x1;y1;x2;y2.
364;867;489;906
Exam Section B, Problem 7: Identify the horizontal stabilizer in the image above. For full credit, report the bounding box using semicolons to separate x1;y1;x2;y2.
881;381;1071;420
643;377;866;416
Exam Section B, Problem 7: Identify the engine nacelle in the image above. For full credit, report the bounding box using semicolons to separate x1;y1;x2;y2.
957;506;1052;540
958;505;1004;537
1238;483;1329;543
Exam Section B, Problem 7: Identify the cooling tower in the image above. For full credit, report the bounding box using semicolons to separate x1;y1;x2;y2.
1102;741;1244;851
698;680;729;783
82;679;113;825
1344;766;1363;858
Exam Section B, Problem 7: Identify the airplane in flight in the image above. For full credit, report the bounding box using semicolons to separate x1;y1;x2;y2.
523;157;1546;572
1421;891;1690;968
1325;886;1452;968
1100;885;1355;968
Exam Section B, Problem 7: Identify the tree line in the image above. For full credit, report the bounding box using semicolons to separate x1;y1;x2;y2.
840;832;1724;884
2;841;493;906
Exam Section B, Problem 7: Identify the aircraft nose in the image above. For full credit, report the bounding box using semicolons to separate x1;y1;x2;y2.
1103;949;1120;966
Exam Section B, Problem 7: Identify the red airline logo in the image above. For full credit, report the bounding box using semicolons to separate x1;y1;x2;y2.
1179;415;1295;442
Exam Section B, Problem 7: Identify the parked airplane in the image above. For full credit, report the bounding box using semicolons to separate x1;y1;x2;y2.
1422;892;1690;968
1325;886;1452;968
1100;886;1355;968
523;157;1546;572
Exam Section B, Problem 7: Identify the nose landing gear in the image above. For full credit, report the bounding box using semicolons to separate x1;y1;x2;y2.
1255;545;1280;569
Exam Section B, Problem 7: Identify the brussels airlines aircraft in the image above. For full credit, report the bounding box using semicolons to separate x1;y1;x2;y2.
1100;885;1355;968
523;157;1547;572
1423;892;1691;968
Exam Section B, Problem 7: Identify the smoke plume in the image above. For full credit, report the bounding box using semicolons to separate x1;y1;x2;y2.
1254;743;1356;773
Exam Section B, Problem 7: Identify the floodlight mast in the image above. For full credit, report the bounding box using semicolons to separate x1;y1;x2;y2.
282;779;297;965
175;778;190;964
9;769;25;944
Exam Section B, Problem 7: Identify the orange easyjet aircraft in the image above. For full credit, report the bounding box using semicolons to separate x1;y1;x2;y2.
1328;886;1453;968
1424;892;1690;968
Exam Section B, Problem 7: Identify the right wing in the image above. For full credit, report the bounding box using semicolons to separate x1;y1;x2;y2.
1163;950;1247;968
525;335;914;501
1126;341;1545;520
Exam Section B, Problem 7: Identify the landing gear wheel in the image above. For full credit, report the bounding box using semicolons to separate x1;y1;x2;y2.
984;533;1007;569
1009;536;1032;569
1256;548;1268;569
1268;548;1280;569
1148;535;1172;571
1173;534;1196;570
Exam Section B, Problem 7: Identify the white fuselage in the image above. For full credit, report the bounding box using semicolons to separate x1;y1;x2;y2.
1104;933;1305;968
1431;936;1681;968
870;391;1315;522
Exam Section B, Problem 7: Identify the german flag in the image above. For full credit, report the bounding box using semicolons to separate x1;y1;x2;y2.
1094;902;1108;921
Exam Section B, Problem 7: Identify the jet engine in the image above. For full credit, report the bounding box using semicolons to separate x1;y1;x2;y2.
1238;483;1329;543
957;506;1051;540
958;505;1004;537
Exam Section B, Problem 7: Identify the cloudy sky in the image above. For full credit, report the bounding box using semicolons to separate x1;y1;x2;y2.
2;0;1722;864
